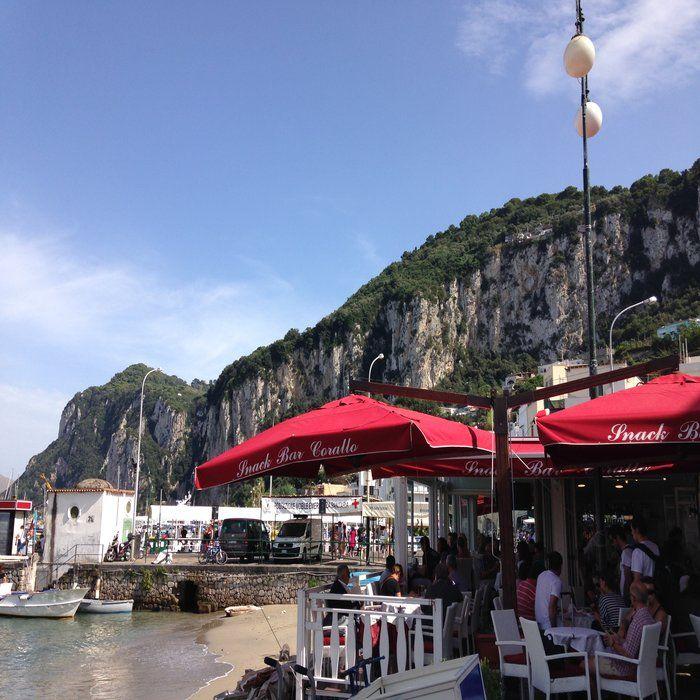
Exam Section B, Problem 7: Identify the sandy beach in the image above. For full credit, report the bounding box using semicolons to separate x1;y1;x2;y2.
191;604;298;700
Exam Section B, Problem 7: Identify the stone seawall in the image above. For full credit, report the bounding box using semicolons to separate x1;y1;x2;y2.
57;564;336;612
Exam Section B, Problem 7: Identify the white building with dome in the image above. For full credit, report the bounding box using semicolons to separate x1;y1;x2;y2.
43;478;135;565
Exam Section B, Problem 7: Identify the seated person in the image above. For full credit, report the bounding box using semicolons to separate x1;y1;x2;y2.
456;534;471;558
411;536;440;589
446;555;466;591
421;563;463;616
641;576;668;633
437;537;450;563
379;564;403;597
586;581;656;681
671;573;700;651
516;560;541;622
594;571;626;631
324;563;360;625
379;555;396;588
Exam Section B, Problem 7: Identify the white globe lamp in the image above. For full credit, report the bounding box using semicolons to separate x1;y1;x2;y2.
575;101;603;138
564;34;596;78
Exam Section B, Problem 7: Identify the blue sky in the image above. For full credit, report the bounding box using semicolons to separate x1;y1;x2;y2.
1;0;699;479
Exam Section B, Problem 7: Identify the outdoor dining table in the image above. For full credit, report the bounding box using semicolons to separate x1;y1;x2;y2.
545;626;605;655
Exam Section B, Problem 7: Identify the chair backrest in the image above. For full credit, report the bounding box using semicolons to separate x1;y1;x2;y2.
442;602;460;660
618;607;631;627
690;614;700;645
638;622;662;697
520;617;549;691
493;596;503;611
458;592;473;638
456;557;474;591
470;586;485;634
492;609;521;658
660;614;671;653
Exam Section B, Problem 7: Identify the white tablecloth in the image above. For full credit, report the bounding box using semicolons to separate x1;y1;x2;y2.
545;626;604;654
380;601;423;626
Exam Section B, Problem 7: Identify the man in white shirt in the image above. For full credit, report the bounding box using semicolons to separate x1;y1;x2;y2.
535;551;563;630
630;517;659;582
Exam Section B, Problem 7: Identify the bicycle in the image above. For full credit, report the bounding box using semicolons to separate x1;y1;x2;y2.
198;540;228;564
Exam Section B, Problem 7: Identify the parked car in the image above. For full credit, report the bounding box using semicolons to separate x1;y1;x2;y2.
219;518;270;562
272;517;323;563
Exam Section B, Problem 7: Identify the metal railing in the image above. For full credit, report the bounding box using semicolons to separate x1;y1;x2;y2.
295;582;443;699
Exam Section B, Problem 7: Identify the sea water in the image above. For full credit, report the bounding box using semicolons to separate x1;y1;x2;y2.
0;611;230;698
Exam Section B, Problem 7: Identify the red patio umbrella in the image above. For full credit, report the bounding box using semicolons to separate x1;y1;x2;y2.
372;435;696;479
194;393;493;490
536;372;700;469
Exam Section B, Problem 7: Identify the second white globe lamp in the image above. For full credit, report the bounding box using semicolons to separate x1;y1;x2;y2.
564;34;596;77
575;101;603;138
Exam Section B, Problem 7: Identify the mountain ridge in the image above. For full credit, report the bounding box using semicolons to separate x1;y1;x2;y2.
15;159;700;505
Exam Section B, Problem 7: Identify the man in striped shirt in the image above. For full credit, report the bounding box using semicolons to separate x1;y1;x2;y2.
587;581;656;681
594;571;626;631
516;560;543;622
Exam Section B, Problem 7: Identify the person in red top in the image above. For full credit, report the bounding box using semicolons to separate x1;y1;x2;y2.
516;560;543;622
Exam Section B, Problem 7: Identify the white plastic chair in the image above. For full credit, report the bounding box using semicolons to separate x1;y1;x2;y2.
521;617;591;700
656;614;671;700
492;609;529;696
469;586;485;654
419;601;460;664
493;596;503;611
451;594;471;658
594;621;661;700
671;613;700;696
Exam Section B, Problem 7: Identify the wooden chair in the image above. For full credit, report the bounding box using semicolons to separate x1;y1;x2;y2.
492;610;529;697
594;621;661;700
671;613;700;696
521;617;591;700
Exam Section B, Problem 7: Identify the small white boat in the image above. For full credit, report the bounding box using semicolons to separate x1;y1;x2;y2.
0;587;89;619
78;598;134;614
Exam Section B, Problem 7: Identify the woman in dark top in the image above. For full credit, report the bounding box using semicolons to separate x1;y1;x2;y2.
380;564;404;596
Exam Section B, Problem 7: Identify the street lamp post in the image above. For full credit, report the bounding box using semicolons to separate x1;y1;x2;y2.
565;0;606;571
608;296;658;371
131;366;162;559
366;353;385;564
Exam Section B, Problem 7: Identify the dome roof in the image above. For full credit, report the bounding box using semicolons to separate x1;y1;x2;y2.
76;478;114;490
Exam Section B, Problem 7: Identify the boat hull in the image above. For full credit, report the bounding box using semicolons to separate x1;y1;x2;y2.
0;588;89;619
78;598;134;614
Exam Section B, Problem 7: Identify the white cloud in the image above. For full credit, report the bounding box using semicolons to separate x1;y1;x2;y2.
0;231;324;383
457;0;700;103
0;230;330;475
0;383;68;483
354;233;383;269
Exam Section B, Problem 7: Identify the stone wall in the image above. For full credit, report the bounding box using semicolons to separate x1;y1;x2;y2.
57;564;336;612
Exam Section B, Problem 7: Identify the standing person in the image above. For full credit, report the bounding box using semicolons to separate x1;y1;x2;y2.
436;537;450;564
535;551;564;631
202;522;213;552
630;516;659;583
448;532;458;556
446;555;466;592
611;525;634;602
411;537;439;590
348;526;357;555
456;534;471;559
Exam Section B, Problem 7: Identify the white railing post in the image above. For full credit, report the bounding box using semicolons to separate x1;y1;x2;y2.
296;588;306;700
433;597;443;663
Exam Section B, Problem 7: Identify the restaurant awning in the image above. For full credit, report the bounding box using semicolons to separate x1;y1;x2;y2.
362;500;429;522
195;394;493;490
536;372;700;469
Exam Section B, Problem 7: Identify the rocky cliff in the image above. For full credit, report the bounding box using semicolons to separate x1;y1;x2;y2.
16;162;700;505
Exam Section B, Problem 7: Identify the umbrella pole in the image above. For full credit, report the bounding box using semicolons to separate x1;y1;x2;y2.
494;395;516;609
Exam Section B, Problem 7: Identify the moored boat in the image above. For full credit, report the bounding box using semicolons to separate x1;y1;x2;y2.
78;598;134;614
0;587;89;619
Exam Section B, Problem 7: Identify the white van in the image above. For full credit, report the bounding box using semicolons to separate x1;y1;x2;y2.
271;517;323;563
